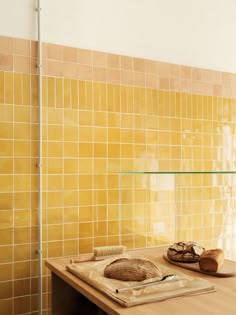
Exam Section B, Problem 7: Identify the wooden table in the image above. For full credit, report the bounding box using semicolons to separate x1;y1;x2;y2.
45;247;236;315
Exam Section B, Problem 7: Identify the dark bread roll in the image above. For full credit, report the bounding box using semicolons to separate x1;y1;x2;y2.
104;258;162;281
167;241;205;262
199;249;224;272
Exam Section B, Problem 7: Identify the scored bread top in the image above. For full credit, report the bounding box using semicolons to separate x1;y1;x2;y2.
104;258;162;281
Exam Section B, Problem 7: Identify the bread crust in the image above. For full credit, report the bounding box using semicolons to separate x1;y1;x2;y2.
104;258;162;281
199;249;224;272
167;241;205;262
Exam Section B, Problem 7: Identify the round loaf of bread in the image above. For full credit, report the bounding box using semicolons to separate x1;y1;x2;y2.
104;258;162;281
167;241;205;262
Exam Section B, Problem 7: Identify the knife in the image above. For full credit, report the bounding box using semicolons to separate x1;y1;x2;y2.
115;274;177;293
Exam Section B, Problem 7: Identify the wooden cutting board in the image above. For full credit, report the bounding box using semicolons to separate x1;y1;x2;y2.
163;255;236;277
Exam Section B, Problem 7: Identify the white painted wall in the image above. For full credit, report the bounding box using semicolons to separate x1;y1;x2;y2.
0;0;236;72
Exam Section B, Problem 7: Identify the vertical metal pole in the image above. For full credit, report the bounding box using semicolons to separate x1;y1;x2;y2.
36;0;43;314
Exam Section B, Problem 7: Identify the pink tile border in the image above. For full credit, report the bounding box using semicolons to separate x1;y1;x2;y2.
0;35;236;98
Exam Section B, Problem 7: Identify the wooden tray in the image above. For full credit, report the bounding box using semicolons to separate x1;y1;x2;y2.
163;255;236;277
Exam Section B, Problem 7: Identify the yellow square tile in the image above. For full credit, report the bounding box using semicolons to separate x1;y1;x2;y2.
14;157;31;174
64;223;78;239
79;80;85;109
94;221;106;237
14;140;30;157
0;263;12;281
0;104;13;122
22;74;30;105
0;158;13;174
0;71;5;103
14;174;30;191
79;143;93;157
64;239;78;256
0;298;12;314
79;175;92;190
14;123;30;140
0;122;13;139
30;75;38;106
100;82;107;111
93;159;106;173
93;143;107;158
14;73;23;105
14;192;30;210
64;158;78;174
48;77;55;107
79;206;93;221
47;108;63;124
0;228;13;245
93;81;100;110
64;175;78;190
79;190;92;206
64;109;79;125
14;227;30;244
47;175;63;191
0;246;12;263
14;278;30;297
108;128;120;143
4;72;13;104
108;221;119;235
14;244;30;261
85;81;93;110
94;111;107;127
47;142;63;157
79;126;93;142
0;280;12;300
63;190;78;206
55;77;63;108
47;192;63;207
48;125;63;141
64;78;71;108
47;158;63;174
47;241;63;258
71;79;79;109
63;207;78;223
121;234;134;249
14;210;30;227
79;110;93;127
0;175;13;192
135;234;146;248
93;127;107;143
47;224;63;241
64;125;78;141
108;143;120;158
79;222;92;238
79;238;92;254
64;142;78;157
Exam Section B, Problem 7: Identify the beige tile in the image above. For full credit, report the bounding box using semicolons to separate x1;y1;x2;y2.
93;66;106;82
120;55;133;70
93;51;107;67
0;53;13;71
13;38;30;56
107;53;120;69
133;57;145;72
77;64;92;80
63;46;77;62
78;48;93;65
47;60;62;77
107;68;120;84
121;70;133;85
63;62;77;79
47;43;63;60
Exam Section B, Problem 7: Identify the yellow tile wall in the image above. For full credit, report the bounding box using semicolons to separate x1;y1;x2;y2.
0;35;236;314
